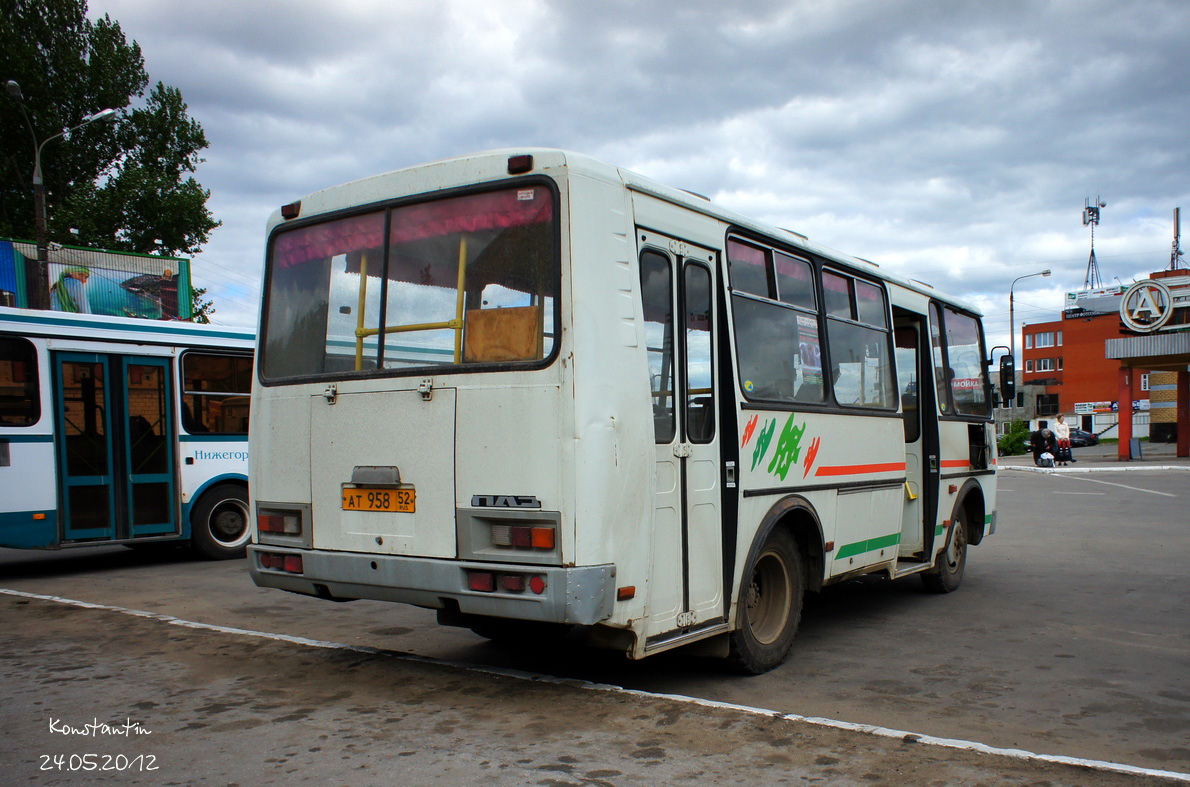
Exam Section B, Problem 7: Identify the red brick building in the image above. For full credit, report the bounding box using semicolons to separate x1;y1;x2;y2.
1022;269;1190;459
1020;310;1149;430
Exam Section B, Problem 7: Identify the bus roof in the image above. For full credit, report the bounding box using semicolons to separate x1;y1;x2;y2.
0;306;255;349
269;148;982;316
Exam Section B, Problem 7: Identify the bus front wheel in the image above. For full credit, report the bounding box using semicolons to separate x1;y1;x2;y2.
922;509;967;593
191;484;251;560
729;527;804;675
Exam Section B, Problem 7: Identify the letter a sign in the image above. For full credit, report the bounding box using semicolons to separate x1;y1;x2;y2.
1120;280;1173;332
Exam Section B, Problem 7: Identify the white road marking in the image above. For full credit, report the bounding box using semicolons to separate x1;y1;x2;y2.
3;587;1189;784
1055;474;1177;497
1052;491;1106;495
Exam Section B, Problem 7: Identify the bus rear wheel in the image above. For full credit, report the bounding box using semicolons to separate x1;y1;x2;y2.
729;528;804;675
922;509;967;594
191;484;250;560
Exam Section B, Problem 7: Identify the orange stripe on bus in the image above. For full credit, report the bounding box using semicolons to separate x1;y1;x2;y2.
939;459;970;468
815;462;907;477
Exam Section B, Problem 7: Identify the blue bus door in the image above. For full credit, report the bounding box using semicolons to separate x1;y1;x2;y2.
54;353;177;543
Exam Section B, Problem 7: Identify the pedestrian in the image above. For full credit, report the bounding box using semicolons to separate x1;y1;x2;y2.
1054;414;1073;466
1032;420;1057;467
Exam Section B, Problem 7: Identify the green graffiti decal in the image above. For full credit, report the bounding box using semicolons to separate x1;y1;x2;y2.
767;415;807;481
750;418;777;471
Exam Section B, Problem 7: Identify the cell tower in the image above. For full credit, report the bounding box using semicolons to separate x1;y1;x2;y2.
1082;196;1105;289
1172;207;1185;271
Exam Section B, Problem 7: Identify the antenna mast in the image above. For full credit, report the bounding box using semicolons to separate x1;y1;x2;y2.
1082;196;1105;289
1172;207;1185;271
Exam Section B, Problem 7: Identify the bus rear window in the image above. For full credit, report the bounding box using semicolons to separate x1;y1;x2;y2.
0;337;40;426
261;185;558;381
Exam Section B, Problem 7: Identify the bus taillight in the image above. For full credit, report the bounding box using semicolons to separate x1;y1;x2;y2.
490;524;555;550
257;511;301;535
466;571;545;594
257;552;303;574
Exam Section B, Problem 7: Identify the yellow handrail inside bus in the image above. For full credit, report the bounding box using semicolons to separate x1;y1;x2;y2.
354;251;369;370
454;236;467;363
353;237;470;370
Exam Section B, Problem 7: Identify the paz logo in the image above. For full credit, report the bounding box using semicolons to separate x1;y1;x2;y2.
1119;280;1173;332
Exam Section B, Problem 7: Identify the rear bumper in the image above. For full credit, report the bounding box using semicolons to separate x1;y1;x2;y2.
248;545;616;625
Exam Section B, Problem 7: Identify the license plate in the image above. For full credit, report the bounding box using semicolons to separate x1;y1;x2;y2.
341;487;416;513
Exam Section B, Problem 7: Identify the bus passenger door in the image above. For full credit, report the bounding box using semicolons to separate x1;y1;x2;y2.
54;354;117;541
640;239;724;643
54;353;178;543
893;310;939;560
121;357;177;538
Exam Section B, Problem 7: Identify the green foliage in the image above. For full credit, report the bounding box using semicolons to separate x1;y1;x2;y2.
190;285;215;324
998;419;1030;456
1;0;219;259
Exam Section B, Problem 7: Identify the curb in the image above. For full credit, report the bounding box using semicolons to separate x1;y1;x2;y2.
1001;464;1190;474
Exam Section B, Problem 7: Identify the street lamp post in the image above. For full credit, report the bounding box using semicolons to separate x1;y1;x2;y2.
5;80;115;309
1009;269;1052;388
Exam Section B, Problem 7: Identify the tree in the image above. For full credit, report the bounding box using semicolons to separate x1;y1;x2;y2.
1;0;219;261
190;285;215;324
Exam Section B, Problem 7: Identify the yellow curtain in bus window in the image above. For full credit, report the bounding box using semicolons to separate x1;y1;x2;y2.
463;305;543;362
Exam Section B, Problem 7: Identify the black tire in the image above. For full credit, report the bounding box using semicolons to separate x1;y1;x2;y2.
728;527;804;675
922;508;967;594
190;483;250;560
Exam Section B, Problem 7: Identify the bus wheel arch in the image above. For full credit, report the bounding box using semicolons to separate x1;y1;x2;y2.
955;479;987;546
190;482;251;560
922;485;982;594
728;497;822;674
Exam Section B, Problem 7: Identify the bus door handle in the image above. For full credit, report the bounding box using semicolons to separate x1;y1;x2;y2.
725;461;737;488
673;443;692;458
928;454;938;473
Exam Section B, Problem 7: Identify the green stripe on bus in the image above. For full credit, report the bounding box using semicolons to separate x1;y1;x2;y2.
835;532;901;560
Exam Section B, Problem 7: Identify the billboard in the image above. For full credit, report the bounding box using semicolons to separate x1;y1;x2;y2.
2;240;192;320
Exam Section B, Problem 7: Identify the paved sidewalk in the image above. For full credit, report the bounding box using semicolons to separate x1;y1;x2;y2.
999;441;1190;472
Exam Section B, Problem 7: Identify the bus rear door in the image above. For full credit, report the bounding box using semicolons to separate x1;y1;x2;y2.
639;235;725;645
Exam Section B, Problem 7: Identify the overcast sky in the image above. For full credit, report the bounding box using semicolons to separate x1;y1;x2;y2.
88;0;1190;353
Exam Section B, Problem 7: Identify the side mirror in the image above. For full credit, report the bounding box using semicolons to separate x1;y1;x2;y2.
998;355;1016;407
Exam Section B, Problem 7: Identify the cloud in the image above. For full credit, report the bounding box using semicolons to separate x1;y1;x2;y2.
87;0;1189;341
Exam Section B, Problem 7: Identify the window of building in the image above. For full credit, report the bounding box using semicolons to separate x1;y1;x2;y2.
1024;334;1032;349
1056;330;1063;347
1025;360;1034;372
1036;393;1059;415
1141;373;1150;392
1037;358;1054;372
1057;357;1063;371
1035;331;1055;348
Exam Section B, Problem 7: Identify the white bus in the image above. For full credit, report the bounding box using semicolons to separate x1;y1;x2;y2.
0;307;254;559
249;149;999;672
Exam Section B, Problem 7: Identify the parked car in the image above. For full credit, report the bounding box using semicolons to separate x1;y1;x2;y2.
1069;428;1099;447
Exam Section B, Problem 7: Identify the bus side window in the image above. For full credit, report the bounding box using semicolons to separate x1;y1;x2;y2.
0;337;40;427
182;353;252;435
640;251;675;443
929;302;950;414
894;325;919;442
